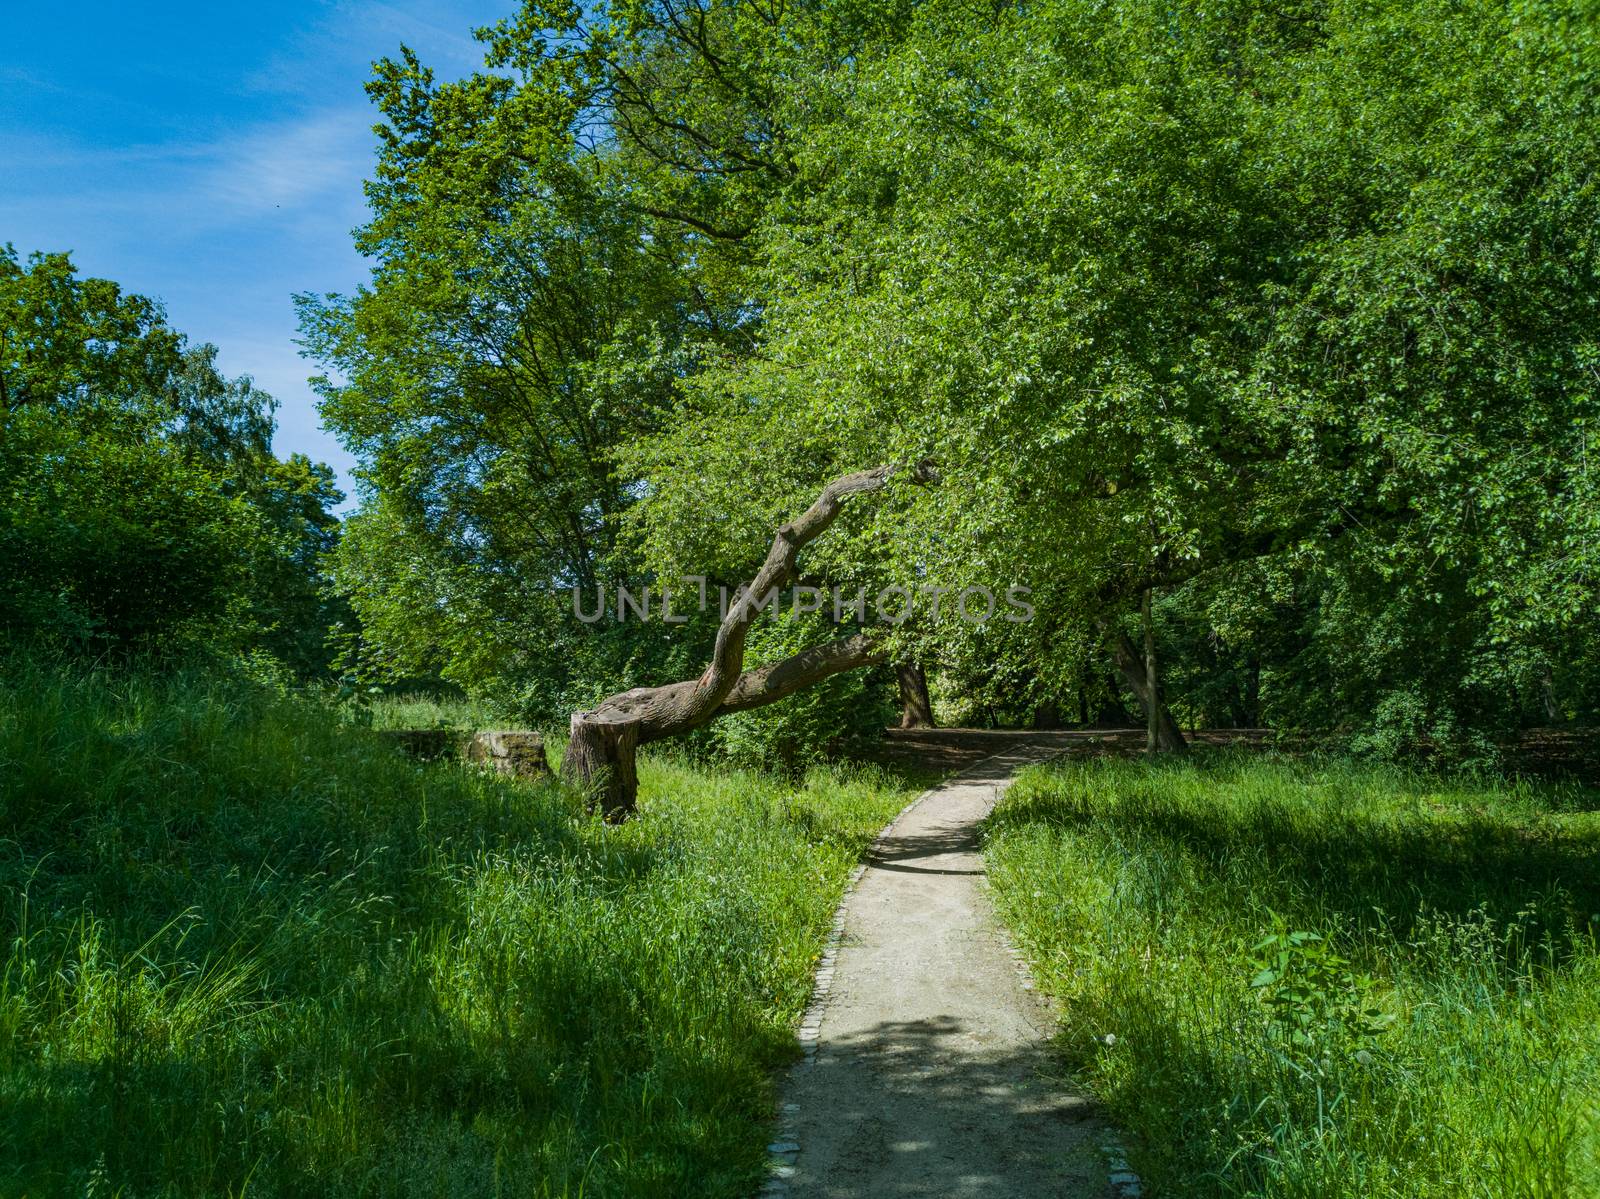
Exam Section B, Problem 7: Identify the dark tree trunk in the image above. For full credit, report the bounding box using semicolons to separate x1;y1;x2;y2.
1246;657;1263;726
1105;621;1188;755
1099;674;1136;726
1142;589;1159;754
1031;700;1062;730
563;462;934;819
1223;680;1251;730
897;662;935;729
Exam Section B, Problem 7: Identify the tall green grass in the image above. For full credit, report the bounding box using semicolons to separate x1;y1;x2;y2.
347;691;513;732
985;755;1600;1199
0;657;919;1197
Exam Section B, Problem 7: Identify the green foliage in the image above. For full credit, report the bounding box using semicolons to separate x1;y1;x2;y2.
1248;919;1394;1053
705;612;898;771
0;654;919;1197
986;755;1600;1198
1;246;343;672
441;0;1599;740
350;689;513;732
295;40;734;714
0;415;258;648
305;0;1600;745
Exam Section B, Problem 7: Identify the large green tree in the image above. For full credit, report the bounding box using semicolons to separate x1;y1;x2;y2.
313;0;1600;777
617;0;1600;746
1;247;344;669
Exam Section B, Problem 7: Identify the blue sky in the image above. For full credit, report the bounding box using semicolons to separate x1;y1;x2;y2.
1;1;510;507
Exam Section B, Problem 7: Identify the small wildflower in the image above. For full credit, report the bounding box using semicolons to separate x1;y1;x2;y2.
1355;1049;1374;1066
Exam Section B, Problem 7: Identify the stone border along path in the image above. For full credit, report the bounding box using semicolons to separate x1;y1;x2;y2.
761;744;1144;1199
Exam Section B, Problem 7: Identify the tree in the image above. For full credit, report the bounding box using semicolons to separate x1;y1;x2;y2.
319;0;1600;760
296;37;759;714
896;662;934;729
1;246;344;668
616;0;1600;745
564;462;932;818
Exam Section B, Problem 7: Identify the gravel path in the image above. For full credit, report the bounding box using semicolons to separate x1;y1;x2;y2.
768;746;1114;1198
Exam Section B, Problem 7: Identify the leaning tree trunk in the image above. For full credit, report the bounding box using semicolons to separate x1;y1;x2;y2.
1105;621;1188;755
897;662;936;729
564;463;933;820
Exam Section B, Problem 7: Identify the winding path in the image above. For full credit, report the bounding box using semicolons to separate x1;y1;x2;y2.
766;744;1116;1198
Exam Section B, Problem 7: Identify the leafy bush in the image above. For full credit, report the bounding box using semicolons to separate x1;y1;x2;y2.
1;246;343;670
0;417;257;650
704;612;897;771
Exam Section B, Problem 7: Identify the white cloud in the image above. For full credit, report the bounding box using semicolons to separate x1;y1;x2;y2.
194;107;374;222
2;105;372;241
243;0;500;96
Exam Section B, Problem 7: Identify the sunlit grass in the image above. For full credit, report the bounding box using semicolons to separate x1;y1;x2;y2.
985;755;1600;1199
0;656;920;1197
345;689;514;732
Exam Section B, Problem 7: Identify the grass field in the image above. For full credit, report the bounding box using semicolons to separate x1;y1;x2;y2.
985;755;1600;1199
0;657;921;1197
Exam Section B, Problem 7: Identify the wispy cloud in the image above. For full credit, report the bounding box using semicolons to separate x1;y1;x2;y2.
3;105;373;244
244;0;497;96
196;108;375;222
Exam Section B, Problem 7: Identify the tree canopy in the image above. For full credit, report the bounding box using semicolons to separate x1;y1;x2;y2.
300;0;1600;757
1;246;343;672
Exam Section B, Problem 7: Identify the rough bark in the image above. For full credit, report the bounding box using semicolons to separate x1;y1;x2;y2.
564;463;931;819
561;717;639;819
1106;623;1188;755
897;662;936;729
1142;588;1159;754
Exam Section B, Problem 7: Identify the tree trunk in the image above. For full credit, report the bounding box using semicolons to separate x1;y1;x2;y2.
897;662;935;728
1105;621;1188;755
1031;700;1062;730
1142;588;1159;754
563;462;934;819
562;716;639;821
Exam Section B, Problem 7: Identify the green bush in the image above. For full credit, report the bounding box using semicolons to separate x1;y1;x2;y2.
704;612;897;772
0;417;258;651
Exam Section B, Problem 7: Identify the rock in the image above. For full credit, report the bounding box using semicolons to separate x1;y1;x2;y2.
467;730;552;780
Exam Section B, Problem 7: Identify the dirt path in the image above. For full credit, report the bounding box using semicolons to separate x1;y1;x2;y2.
767;745;1114;1198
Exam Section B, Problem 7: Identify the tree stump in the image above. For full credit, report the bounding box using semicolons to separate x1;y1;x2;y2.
467;730;552;780
563;715;639;821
